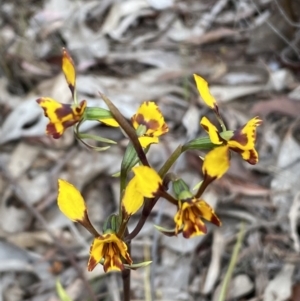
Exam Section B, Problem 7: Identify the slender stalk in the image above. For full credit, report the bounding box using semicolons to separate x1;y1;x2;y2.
157;190;178;205
122;228;131;301
125;198;158;241
99;92;149;167
218;223;245;301
122;268;131;301
158;145;183;178
216;114;227;133
194;175;214;198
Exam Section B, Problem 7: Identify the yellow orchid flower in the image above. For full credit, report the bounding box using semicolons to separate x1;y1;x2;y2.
201;116;261;180
174;197;221;238
88;233;132;272
37;48;118;138
37;98;87;139
122;166;162;216
131;102;168;148
57;179;132;272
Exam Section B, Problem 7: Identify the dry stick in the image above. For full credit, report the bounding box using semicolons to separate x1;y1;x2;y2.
0;163;98;301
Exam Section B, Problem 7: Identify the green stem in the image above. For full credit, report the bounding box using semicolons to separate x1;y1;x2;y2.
218;223;245;301
158;145;183;178
217;115;227;132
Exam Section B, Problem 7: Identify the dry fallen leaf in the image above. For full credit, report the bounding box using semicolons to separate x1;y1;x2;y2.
213;274;254;301
263;264;294;301
202;229;224;294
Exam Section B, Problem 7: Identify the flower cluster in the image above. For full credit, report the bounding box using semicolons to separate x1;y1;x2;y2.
36;49;261;273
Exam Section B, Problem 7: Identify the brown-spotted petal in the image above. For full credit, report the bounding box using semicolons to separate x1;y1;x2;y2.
131;101;168;137
36;98;86;138
88;233;132;272
195;199;221;227
228;116;262;165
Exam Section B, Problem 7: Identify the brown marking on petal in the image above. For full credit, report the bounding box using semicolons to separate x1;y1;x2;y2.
103;255;124;272
229;146;243;155
75;105;82;114
210;214;221;226
247;149;258;165
201;123;209;132
46;123;61;139
161;122;169;133
62;119;78;129
87;255;97;271
69;85;75;99
124;252;133;265
78;210;100;237
231;146;258;165
183;220;207;238
191;204;201;217
214;104;220;115
121;204;131;220
55;100;85;120
36;99;49;117
154;103;169;132
55;104;73;119
112;256;125;270
135;114;160;133
231;131;248;146
75;100;87;114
